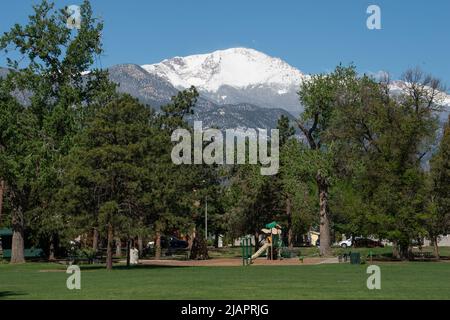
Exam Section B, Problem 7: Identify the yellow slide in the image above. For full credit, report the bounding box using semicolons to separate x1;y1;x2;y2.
251;242;271;260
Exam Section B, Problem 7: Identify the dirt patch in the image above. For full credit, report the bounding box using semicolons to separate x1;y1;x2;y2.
139;257;326;267
38;269;67;273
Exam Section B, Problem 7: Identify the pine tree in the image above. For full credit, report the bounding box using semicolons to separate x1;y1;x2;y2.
62;95;155;269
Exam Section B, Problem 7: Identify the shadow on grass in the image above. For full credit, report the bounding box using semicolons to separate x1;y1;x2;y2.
77;264;187;271
0;291;26;298
114;264;186;270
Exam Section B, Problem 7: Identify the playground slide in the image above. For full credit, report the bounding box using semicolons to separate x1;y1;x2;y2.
251;242;271;260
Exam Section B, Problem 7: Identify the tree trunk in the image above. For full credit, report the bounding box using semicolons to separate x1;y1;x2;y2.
115;237;121;257
398;242;409;260
187;226;196;251
126;239;131;267
106;223;113;270
92;228;99;253
137;236;143;257
392;240;410;260
254;231;260;251
392;240;400;259
81;233;88;248
49;234;56;261
155;231;162;260
286;197;294;249
0;180;5;224
214;231;219;248
11;207;25;264
432;236;440;259
317;173;331;256
407;245;413;260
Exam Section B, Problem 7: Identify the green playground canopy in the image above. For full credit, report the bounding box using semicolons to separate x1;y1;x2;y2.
265;221;278;229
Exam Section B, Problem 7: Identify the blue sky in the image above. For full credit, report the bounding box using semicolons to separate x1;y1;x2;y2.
1;0;449;87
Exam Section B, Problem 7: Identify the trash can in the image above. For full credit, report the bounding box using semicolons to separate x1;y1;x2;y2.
281;250;292;258
350;252;361;265
130;247;139;265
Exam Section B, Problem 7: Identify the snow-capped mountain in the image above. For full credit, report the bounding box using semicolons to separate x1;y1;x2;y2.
106;64;295;130
142;48;308;115
142;47;450;123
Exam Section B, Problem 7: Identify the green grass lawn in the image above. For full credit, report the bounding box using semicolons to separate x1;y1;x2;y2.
1;261;450;300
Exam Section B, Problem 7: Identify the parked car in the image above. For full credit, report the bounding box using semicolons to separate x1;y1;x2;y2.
338;238;353;248
161;236;188;249
353;237;384;248
147;236;188;249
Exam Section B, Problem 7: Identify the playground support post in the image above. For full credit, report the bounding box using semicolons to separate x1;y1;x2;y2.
241;238;245;266
270;235;273;260
241;236;251;266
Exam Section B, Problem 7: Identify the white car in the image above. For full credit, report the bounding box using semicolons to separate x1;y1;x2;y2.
338;238;353;248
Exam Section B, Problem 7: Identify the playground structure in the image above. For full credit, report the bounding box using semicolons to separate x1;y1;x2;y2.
241;221;286;266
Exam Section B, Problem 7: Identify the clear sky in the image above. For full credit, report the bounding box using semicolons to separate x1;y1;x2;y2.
1;0;449;87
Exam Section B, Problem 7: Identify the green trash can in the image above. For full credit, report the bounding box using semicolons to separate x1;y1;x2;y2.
350;252;361;264
281;249;292;258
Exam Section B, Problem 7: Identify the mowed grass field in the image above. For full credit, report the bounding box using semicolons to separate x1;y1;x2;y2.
1;261;450;300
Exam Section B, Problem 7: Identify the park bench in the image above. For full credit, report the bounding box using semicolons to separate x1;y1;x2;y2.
66;248;122;264
338;252;351;263
413;251;435;260
65;254;122;265
1;248;45;260
163;247;190;260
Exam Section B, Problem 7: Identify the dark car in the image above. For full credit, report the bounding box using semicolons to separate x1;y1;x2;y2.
161;236;188;249
353;238;384;248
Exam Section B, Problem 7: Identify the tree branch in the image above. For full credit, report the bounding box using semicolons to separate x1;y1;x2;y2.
296;119;317;150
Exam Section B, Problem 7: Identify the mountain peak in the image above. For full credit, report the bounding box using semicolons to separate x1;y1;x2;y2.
141;47;306;93
210;47;261;55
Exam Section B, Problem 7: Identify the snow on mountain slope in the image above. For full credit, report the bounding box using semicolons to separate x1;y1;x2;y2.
389;80;450;122
142;48;308;114
142;47;305;91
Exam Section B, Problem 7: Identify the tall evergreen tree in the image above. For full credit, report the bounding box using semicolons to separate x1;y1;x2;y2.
278;138;317;247
62;95;155;269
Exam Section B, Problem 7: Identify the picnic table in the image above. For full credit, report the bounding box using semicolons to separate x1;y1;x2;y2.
413;251;435;259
